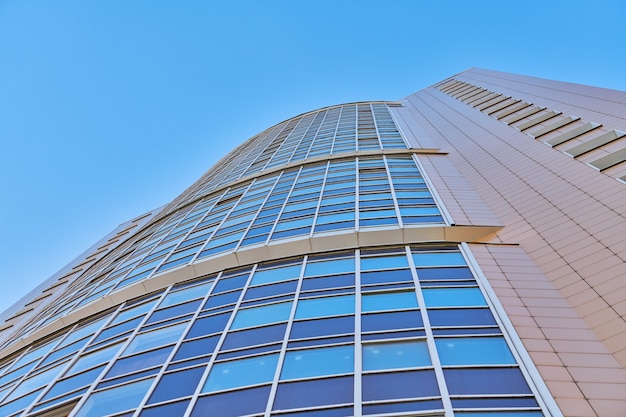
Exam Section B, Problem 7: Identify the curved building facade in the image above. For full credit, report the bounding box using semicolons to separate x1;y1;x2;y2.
1;69;626;417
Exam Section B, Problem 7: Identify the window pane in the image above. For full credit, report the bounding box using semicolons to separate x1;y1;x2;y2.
443;368;532;395
363;340;430;371
436;337;515;365
125;322;187;355
295;295;354;319
304;258;354;277
362;311;423;332
202;353;278;392
192;386;271;417
68;342;123;375
222;323;287;351
186;312;231;338
106;346;173;378
160;282;213;308
362;291;417;312
42;365;105;400
412;252;466;266
422;288;486;307
281;345;354;380
74;377;155;417
231;302;292;329
173;335;220;361
251;264;302;286
361;255;408;271
361;269;413;285
140;400;190;417
273;376;353;410
290;316;354;340
428;308;496;327
362;370;439;401
148;366;205;404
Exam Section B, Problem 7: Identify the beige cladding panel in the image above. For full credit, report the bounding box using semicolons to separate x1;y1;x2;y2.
401;78;626;416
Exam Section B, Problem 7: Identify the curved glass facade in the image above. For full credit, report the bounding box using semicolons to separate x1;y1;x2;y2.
0;246;549;417
0;94;564;417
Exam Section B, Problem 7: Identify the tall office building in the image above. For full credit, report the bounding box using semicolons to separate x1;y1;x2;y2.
0;68;625;417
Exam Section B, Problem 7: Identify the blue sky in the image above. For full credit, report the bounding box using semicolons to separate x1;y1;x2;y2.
1;0;625;310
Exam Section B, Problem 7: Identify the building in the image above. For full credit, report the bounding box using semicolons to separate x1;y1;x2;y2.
0;68;625;417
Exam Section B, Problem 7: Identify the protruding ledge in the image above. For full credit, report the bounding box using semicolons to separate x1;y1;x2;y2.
0;224;502;360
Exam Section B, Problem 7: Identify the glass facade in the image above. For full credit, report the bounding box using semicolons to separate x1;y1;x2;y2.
0;99;560;417
0;246;549;417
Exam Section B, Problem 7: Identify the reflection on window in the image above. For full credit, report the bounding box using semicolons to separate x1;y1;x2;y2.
363;340;430;371
202;353;278;392
281;345;354;380
74;377;155;417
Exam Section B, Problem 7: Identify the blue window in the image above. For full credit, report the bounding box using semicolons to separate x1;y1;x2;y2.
186;312;231;338
140;400;190;417
304;257;354;277
422;287;487;307
361;255;409;271
273;376;354;410
363;340;431;371
250;264;302;286
74;377;155;417
67;342;124;375
362;291;417;312
428;308;496;327
106;346;173;378
436;337;515;365
42;365;106;401
444;368;532;395
295;295;355;319
192;386;270;417
362;399;444;415
231;301;292;330
301;273;355;291
412;251;466;267
212;273;249;293
361;269;413;285
362;310;423;333
202;353;279;392
173;335;220;361
147;366;205;404
417;267;474;281
244;280;298;301
281;345;354;380
290;316;354;339
362;370;439;401
159;282;213;308
146;300;202;325
222;323;287;351
202;291;241;309
124;322;187;355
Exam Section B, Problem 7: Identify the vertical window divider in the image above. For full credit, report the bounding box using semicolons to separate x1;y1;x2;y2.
353;249;363;417
409;154;455;226
329;106;344;155
132;277;218;417
369;103;384;150
405;246;454;417
183;267;256;417
66;289;169;417
382;155;404;229
263;256;307;417
21;311;120;416
308;162;331;238
459;243;564;417
385;103;411;149
266;166;304;242
234;175;281;251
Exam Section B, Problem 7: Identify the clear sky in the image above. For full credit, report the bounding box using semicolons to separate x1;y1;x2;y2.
1;0;625;310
